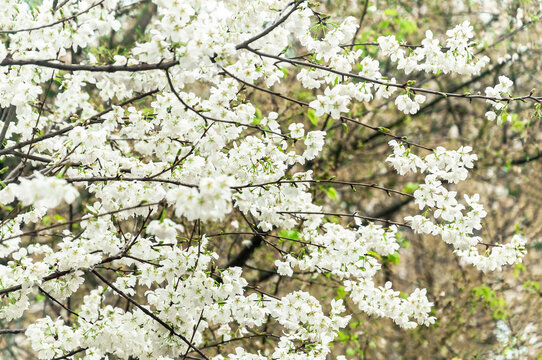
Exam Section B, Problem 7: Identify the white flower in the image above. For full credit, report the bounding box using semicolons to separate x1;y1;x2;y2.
414;94;426;105
378;35;403;61
395;94;420;114
288;123;305;139
275;260;294;276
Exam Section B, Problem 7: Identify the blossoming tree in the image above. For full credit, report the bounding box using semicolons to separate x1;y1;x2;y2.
0;0;540;359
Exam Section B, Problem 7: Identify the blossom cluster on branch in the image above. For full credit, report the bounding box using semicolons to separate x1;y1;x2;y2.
0;0;534;359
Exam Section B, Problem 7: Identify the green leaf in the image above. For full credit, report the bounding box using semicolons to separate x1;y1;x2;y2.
280;67;288;77
383;8;398;17
337;330;349;343
513;263;526;277
402;182;419;194
523;281;540;292
325;187;338;200
367;251;381;260
385;252;400;265
53;214;65;221
278;229;300;241
336;286;346;300
399;19;417;34
308;108;319;126
378;19;390;30
159;208;167;223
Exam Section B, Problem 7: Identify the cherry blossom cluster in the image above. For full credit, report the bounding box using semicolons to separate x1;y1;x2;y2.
490;320;541;359
0;172;78;209
0;0;121;141
484;75;514;124
273;221;437;329
387;140;526;272
378;22;491;76
344;280;435;329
